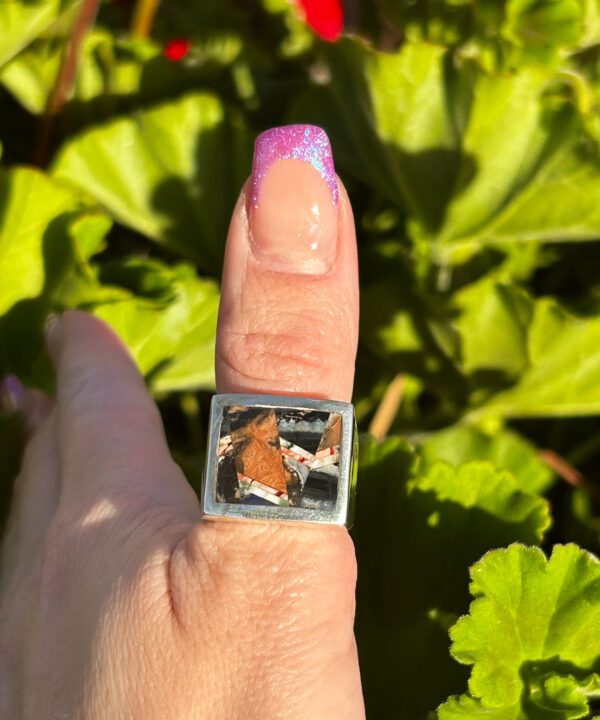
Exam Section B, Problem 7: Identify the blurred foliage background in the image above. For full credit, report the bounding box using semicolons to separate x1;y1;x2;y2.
1;0;600;717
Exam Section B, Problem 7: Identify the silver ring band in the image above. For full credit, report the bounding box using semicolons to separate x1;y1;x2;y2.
201;394;357;526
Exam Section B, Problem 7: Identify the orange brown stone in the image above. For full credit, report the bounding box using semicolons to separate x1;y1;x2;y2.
230;408;288;494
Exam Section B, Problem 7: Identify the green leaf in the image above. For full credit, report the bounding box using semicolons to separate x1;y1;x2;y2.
59;258;219;392
503;0;583;48
0;169;109;386
294;39;459;232
0;35;61;113
361;260;600;418
354;438;550;719
0;167;85;316
431;277;600;417
440;672;600;719
442;107;600;249
0;28;153;115
357;242;464;403
0;0;61;68
69;212;112;263
1;27;240;116
565;488;600;555
581;0;600;45
439;544;600;719
453;280;533;382
480;298;600;417
419;424;554;494
436;67;565;247
294;39;600;254
148;266;219;393
52;92;253;272
415;462;551;543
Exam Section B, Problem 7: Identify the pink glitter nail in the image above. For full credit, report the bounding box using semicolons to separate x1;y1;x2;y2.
250;125;338;209
0;374;26;413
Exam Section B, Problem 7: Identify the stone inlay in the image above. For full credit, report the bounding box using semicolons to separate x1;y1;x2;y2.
216;405;341;510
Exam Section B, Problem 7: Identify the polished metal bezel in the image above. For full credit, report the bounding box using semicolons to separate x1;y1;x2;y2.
202;393;356;526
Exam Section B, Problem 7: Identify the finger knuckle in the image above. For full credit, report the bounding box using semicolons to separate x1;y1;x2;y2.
218;309;344;393
173;523;357;634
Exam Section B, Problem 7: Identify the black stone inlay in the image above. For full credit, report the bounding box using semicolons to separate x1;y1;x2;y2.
216;454;239;503
276;408;328;456
303;470;337;500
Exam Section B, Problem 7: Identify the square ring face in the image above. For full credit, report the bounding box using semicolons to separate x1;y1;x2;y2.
202;394;356;526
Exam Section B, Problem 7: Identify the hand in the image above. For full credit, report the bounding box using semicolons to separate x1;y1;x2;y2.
0;125;364;719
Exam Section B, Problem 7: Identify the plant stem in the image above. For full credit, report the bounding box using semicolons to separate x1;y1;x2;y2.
369;374;405;441
539;449;600;504
131;0;161;39
47;0;100;117
35;0;100;165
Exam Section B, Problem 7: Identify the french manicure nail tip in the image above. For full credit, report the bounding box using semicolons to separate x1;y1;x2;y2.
251;125;338;209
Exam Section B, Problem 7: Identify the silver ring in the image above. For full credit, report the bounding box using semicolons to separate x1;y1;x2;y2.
201;394;357;527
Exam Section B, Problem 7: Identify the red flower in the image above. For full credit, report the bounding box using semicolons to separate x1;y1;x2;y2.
163;38;191;62
296;0;344;42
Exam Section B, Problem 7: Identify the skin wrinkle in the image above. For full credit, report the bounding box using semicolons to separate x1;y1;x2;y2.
223;298;342;346
217;327;348;394
214;352;330;397
226;298;343;336
173;524;357;679
193;529;353;616
222;329;333;381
